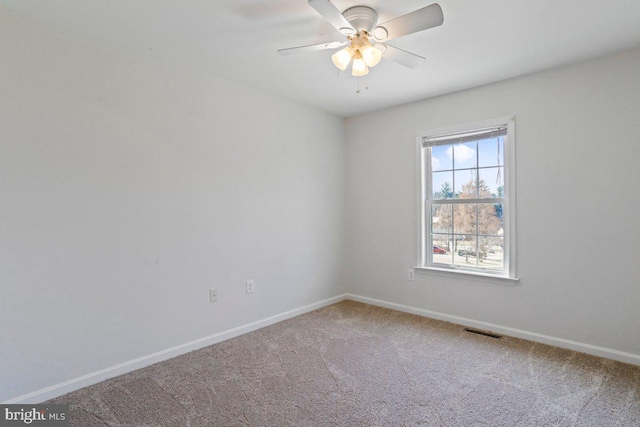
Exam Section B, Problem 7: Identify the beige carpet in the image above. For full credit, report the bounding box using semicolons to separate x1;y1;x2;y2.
48;301;640;426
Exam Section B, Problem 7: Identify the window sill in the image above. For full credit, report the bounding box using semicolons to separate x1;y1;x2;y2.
414;266;519;285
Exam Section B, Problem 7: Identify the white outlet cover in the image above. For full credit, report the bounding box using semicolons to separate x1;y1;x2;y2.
245;280;254;294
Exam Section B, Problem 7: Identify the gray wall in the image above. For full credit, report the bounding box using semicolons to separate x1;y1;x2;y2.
0;13;345;402
345;48;640;356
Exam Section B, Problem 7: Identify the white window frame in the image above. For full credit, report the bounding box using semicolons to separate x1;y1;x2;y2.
416;116;517;282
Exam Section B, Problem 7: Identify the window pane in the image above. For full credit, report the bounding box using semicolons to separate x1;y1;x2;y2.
478;203;503;235
421;121;512;276
454;170;477;198
478;136;504;168
432;172;453;199
432;204;452;233
478;167;504;198
453;142;477;169
454;204;477;235
454;235;478;268
478;236;504;271
431;145;452;171
432;233;453;265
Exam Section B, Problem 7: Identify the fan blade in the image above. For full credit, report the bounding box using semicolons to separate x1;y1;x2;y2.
278;41;346;56
382;44;426;69
374;3;443;42
308;0;356;35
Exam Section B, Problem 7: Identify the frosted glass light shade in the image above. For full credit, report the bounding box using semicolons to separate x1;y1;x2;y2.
351;55;369;76
332;47;353;71
361;44;382;67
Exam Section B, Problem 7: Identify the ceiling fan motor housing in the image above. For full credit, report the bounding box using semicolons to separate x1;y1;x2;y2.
343;6;378;33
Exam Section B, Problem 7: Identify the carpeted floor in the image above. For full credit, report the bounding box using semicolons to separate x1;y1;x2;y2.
48;301;640;426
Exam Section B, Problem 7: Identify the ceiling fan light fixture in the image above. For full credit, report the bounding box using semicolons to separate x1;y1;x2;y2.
332;47;353;70
351;52;369;76
278;1;444;78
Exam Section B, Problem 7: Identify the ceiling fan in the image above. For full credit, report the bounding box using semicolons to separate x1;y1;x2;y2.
278;0;444;77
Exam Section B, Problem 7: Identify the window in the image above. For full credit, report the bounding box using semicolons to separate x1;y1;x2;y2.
418;117;516;279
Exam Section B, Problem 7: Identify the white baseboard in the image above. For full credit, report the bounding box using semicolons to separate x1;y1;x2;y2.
4;294;348;404
346;293;640;366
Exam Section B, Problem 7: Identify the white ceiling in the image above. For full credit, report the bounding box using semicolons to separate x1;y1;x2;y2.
2;0;640;117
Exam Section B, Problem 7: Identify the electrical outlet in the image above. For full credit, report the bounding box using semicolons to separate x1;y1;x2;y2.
408;269;415;281
245;280;254;294
210;289;218;302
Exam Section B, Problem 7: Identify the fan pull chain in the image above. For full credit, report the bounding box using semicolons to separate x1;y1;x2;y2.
356;78;369;94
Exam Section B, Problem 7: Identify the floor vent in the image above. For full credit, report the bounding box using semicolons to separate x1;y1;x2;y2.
464;328;502;339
